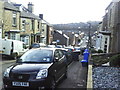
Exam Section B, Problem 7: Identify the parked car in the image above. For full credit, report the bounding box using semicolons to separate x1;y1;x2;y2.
73;47;81;61
47;45;56;48
64;46;74;52
80;47;86;55
56;45;63;48
29;43;46;49
74;47;81;52
3;48;67;89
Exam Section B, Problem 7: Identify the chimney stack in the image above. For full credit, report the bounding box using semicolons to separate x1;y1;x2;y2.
39;14;43;19
28;2;34;13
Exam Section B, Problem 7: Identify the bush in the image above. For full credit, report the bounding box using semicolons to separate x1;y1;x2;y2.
97;49;103;53
109;54;120;67
91;49;97;53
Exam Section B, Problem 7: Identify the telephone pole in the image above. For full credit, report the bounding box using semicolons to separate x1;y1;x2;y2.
87;22;91;51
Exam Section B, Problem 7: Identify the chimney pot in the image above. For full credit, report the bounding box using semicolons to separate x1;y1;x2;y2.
28;2;34;13
39;14;43;19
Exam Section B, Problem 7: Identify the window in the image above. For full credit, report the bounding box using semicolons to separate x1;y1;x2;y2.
20;36;29;45
104;45;107;53
22;19;26;31
105;38;107;44
42;29;44;31
54;50;59;59
31;19;34;30
10;33;16;40
42;24;44;29
54;50;64;61
38;21;40;30
21;36;25;42
12;12;17;26
25;38;29;45
59;50;64;58
97;36;100;38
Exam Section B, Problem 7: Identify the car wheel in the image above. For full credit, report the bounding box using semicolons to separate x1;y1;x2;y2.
51;78;56;90
13;53;18;60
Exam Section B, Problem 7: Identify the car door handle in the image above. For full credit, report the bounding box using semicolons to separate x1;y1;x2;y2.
54;70;56;72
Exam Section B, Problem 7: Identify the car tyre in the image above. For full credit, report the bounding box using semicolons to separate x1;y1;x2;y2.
13;53;18;60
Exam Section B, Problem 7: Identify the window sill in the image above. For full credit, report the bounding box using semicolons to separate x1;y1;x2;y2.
12;25;17;27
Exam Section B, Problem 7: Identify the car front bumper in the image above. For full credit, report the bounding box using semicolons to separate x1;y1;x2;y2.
3;76;52;89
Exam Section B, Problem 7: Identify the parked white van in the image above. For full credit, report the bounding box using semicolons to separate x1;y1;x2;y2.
0;39;28;59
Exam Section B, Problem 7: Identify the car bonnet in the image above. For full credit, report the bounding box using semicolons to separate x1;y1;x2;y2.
11;63;53;73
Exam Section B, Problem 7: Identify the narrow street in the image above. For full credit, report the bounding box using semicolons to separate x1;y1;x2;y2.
58;61;88;89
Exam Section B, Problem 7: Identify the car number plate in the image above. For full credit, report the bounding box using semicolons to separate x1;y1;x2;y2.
12;82;29;87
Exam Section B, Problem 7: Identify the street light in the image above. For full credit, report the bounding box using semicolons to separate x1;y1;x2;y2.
87;22;91;51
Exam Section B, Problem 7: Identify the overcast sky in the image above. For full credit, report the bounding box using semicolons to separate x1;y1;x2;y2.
10;0;112;24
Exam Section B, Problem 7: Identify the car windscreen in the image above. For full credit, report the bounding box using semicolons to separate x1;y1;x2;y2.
18;49;53;63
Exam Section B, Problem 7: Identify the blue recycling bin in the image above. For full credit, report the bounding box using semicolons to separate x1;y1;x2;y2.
81;49;89;67
81;60;88;67
83;49;89;62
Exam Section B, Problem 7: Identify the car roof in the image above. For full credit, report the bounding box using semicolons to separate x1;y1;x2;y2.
29;47;60;52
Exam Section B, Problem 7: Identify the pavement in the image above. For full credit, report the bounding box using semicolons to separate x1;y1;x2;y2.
0;55;16;65
0;60;16;65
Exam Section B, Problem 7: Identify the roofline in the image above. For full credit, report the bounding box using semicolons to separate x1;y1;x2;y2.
4;7;20;12
20;16;40;20
105;2;113;10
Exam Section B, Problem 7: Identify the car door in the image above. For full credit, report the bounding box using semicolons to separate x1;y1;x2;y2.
54;49;67;82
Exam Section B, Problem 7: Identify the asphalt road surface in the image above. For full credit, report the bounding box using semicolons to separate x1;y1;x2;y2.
58;61;88;89
0;56;15;90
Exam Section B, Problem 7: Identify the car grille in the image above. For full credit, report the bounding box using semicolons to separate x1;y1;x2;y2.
10;73;30;81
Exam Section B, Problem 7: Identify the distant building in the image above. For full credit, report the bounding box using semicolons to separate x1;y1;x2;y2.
53;30;69;46
40;16;54;45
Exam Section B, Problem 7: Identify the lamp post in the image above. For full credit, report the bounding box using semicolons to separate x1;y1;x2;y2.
87;22;91;51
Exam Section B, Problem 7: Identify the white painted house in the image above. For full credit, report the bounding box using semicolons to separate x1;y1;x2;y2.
96;31;110;53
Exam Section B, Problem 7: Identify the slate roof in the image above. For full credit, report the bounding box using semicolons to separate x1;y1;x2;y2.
13;3;40;20
4;2;19;11
21;11;40;20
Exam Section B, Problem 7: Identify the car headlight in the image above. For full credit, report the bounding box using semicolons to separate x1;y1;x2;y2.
4;66;13;78
36;69;48;79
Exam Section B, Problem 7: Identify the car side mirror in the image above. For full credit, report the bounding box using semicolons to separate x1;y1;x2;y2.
16;58;22;63
54;57;59;62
